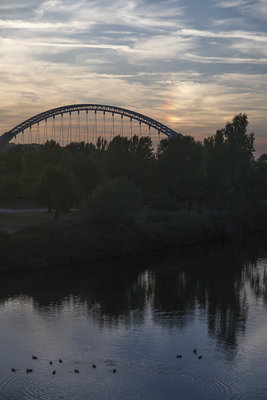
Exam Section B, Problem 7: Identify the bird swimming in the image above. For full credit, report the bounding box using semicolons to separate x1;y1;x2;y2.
59;359;63;363
11;368;16;372
49;361;53;365
74;369;79;373
176;354;182;358
26;369;33;373
193;349;197;355
52;370;56;375
113;369;117;373
32;356;37;360
92;362;96;369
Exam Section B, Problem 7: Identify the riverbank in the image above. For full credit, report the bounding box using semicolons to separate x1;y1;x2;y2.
1;205;267;272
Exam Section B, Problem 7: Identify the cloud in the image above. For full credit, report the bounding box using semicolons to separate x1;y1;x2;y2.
0;0;41;10
184;53;267;64
34;0;184;30
0;0;266;153
230;40;267;57
0;19;65;30
218;0;267;21
243;0;267;21
30;40;133;53
180;29;267;43
128;34;193;61
218;0;250;7
166;72;267;143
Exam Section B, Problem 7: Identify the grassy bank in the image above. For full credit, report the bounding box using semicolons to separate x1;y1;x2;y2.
1;205;267;272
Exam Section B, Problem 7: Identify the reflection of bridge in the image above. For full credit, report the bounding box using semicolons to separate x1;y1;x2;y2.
0;104;182;147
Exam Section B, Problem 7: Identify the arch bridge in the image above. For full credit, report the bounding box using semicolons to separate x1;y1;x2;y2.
0;104;182;147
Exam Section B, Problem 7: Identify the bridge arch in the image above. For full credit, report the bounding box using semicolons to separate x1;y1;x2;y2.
0;104;182;146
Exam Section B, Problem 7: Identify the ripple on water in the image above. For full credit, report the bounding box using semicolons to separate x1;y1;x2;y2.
0;355;250;400
188;365;242;400
126;358;242;400
0;372;78;400
0;357;125;400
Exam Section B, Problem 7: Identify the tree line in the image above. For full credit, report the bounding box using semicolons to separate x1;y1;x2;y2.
0;113;266;220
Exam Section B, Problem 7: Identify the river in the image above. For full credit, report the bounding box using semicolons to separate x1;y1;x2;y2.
1;236;267;399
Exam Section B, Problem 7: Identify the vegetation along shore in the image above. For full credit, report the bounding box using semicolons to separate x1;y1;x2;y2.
1;114;267;271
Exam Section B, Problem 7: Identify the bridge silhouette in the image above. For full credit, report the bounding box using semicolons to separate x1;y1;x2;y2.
0;104;182;147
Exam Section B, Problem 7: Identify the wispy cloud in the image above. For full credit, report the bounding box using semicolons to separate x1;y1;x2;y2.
180;28;267;43
218;0;250;8
0;19;65;30
184;53;267;64
219;0;267;21
35;0;184;30
30;40;133;53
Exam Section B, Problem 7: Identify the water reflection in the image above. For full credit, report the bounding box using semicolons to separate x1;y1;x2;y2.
1;237;267;347
1;236;267;399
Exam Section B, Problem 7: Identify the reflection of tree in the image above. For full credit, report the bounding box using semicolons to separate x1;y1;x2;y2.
149;238;267;354
1;235;267;350
243;262;267;302
150;243;247;347
0;255;148;326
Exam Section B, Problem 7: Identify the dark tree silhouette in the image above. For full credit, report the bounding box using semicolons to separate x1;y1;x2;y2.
35;165;79;219
156;135;205;211
204;114;254;210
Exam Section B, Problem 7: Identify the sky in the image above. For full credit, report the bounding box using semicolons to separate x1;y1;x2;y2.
0;0;266;153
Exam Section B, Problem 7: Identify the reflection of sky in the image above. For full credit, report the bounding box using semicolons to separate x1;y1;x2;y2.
0;294;236;399
2;252;267;398
0;287;265;399
0;1;266;153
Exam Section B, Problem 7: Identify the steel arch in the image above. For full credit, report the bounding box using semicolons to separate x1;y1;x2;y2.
0;104;182;146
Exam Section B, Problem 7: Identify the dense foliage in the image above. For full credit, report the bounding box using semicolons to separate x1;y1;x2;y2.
0;114;263;218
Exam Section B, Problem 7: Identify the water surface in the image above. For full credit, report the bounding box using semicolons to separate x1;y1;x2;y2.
1;237;267;399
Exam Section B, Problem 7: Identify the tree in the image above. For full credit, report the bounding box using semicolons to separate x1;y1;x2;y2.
204;131;227;209
104;135;154;199
20;141;71;199
105;136;134;178
69;154;99;202
129;135;155;193
253;154;267;203
204;114;254;209
0;174;21;198
0;146;23;198
35;165;79;219
156;135;205;211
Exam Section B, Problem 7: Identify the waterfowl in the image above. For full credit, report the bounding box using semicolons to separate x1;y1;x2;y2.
49;361;53;365
198;356;202;360
26;369;33;373
59;359;63;363
32;356;37;360
193;348;197;355
74;369;79;373
113;369;117;373
52;370;56;375
176;354;182;358
11;368;16;372
92;362;96;369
